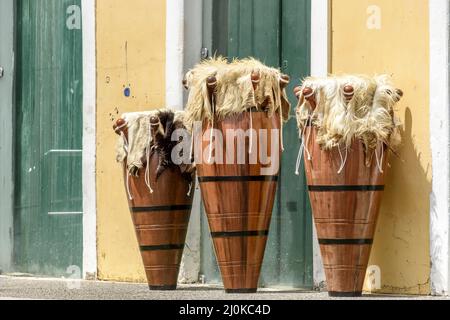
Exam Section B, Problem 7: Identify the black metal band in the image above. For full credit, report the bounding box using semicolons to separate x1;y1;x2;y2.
318;239;373;245
140;244;185;251
198;175;278;183
308;185;385;192
225;288;258;294
211;230;269;238
131;205;192;212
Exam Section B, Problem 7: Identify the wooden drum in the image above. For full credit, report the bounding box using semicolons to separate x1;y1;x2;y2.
305;128;387;297
196;111;281;293
115;116;194;290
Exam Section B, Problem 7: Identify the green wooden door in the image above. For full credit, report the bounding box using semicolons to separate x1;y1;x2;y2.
0;0;15;273
200;0;313;288
14;0;83;277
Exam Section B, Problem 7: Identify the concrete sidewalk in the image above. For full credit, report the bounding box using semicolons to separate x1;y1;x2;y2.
0;276;447;300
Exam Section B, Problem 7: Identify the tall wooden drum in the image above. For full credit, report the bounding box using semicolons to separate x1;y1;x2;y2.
184;58;291;293
196;111;281;293
114;111;194;290
295;75;403;297
305;128;387;297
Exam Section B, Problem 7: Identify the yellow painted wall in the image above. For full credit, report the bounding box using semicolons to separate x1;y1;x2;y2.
331;0;431;294
96;0;166;282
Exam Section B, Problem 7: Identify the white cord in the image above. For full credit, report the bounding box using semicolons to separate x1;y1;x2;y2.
144;124;154;194
189;128;195;161
249;108;254;154
295;123;308;175
304;120;313;161
280;102;285;152
208;118;214;164
375;142;384;173
187;182;193;197
337;146;349;174
126;173;133;201
208;94;216;164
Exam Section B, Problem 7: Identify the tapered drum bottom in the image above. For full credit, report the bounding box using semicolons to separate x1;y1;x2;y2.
226;289;258;294
328;292;362;298
149;285;177;291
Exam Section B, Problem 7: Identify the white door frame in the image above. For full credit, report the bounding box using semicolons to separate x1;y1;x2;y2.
0;0;15;273
310;0;330;289
429;0;450;296
166;0;203;283
81;0;97;280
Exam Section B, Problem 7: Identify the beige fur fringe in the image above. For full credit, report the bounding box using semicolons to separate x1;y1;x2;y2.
184;57;291;130
296;74;403;151
115;110;186;175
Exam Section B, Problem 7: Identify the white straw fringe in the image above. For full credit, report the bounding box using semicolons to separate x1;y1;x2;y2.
120;131;129;153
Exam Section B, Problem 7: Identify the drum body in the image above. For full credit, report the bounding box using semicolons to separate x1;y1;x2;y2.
124;153;194;290
304;127;387;297
196;111;281;293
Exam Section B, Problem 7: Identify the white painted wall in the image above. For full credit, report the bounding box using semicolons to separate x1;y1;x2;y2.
310;0;329;290
81;0;98;280
0;0;14;273
429;0;450;296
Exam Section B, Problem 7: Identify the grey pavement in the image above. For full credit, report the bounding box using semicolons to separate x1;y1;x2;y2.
0;276;448;300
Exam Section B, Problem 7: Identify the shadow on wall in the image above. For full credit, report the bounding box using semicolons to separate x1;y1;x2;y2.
369;107;431;295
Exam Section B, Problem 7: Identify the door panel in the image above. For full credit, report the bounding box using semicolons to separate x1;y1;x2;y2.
14;0;83;276
200;0;313;288
0;0;15;272
228;0;281;67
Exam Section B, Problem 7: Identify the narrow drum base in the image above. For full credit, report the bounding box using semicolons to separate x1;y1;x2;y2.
149;285;177;291
225;288;258;294
328;291;362;298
